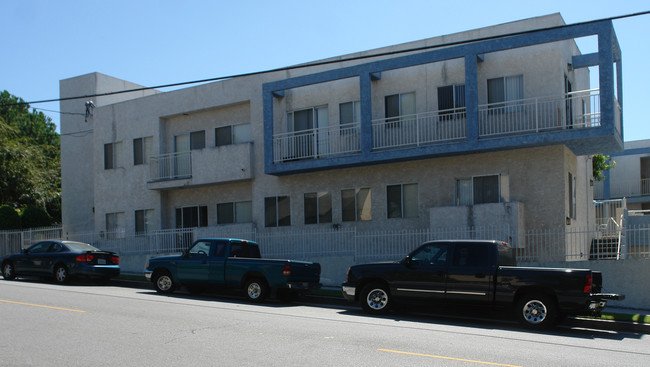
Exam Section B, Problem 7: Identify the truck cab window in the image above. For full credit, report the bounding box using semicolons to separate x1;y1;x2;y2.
411;244;448;265
188;241;211;257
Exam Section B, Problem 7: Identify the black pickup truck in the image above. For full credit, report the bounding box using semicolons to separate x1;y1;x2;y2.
341;240;624;328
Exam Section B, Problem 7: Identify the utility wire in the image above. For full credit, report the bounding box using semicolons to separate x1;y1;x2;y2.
2;10;649;108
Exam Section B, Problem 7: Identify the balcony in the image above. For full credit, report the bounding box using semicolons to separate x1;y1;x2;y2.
271;90;609;165
273;123;360;163
147;143;253;190
594;178;650;200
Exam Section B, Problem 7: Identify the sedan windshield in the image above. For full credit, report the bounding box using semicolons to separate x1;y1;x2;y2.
63;241;100;252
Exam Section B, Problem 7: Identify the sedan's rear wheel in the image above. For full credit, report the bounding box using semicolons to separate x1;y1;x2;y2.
2;262;16;280
53;265;69;284
153;271;176;294
360;282;391;314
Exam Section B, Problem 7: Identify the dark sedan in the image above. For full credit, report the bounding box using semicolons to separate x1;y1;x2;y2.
1;240;120;283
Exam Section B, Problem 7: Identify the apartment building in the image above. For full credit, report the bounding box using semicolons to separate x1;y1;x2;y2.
60;13;623;248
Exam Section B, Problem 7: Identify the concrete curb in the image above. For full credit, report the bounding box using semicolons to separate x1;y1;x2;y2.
111;278;649;334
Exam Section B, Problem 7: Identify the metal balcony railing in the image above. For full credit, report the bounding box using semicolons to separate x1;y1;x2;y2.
594;179;650;200
148;151;192;182
478;89;601;137
273;122;361;163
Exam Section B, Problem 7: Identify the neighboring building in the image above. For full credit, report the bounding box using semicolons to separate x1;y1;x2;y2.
60;13;623;248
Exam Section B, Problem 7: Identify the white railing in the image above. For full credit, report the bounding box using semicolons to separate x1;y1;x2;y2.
371;109;466;150
478;89;600;137
148;151;192;182
273;123;361;163
594;179;650;200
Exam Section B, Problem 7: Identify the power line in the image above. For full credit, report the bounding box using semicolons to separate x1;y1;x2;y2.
2;10;649;108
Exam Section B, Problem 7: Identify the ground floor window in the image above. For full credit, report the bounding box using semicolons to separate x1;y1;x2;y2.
135;209;154;234
387;183;418;218
304;192;332;224
217;201;252;224
265;196;290;227
175;205;208;228
105;212;125;238
341;188;372;222
456;175;500;205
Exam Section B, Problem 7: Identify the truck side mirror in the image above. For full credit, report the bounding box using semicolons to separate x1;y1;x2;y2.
403;256;413;267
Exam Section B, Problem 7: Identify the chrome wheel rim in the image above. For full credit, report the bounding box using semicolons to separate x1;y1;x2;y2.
55;267;67;282
522;299;547;324
157;275;173;291
3;264;13;278
247;283;261;299
367;288;388;310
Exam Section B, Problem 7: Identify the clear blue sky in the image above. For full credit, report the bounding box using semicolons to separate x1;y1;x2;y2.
2;0;648;142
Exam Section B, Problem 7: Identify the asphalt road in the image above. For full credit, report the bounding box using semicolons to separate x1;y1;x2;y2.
1;280;649;367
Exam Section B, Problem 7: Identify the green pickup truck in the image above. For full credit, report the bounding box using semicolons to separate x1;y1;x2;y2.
144;238;321;302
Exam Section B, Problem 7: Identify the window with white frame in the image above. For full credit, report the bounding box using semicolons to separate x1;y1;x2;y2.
387;183;418;219
339;101;361;125
217;201;252;224
487;75;524;107
287;106;328;133
133;136;153;165
456;175;501;205
215;123;251;147
175;205;208;228
438;85;466;114
304;192;332;225
104;142;123;169
135;209;154;234
341;188;371;222
105;212;125;238
265;196;290;227
385;92;415;126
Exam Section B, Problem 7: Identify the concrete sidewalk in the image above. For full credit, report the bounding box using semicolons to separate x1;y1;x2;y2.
112;278;650;334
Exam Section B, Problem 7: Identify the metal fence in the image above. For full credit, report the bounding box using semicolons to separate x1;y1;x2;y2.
2;224;649;264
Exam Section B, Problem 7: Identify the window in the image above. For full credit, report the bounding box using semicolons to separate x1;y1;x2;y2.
104;142;123;169
438;85;466;114
190;130;205;150
105;212;125;238
133;137;153;165
569;173;576;219
341;188;371;222
385;92;415;126
304;192;332;224
487;75;524;107
287;107;328;132
175;205;208;228
217;201;252;224
453;243;490;267
339;101;361;125
411;243;448;266
135;209;154;234
387;183;418;219
216;123;251;147
265;196;290;227
229;241;261;258
456;175;500;205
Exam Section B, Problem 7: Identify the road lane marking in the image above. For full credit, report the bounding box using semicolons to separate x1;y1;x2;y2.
0;299;86;313
378;349;521;367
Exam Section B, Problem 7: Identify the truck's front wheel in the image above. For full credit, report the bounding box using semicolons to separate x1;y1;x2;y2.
516;294;557;329
245;278;269;303
360;282;391;314
153;270;176;294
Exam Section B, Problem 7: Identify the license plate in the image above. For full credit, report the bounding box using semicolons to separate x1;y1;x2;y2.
97;259;107;265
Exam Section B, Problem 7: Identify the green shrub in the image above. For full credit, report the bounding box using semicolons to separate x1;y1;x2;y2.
20;206;51;229
0;205;21;230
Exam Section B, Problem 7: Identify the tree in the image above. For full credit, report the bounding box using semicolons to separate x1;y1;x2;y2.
593;153;616;181
0;205;20;230
0;91;61;224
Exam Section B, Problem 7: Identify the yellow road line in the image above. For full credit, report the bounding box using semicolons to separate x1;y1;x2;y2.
378;349;522;367
0;299;86;313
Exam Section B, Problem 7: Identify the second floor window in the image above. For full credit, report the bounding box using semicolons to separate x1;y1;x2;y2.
487;75;523;108
133;136;153;165
215;123;251;146
438;85;466;114
339;101;360;125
